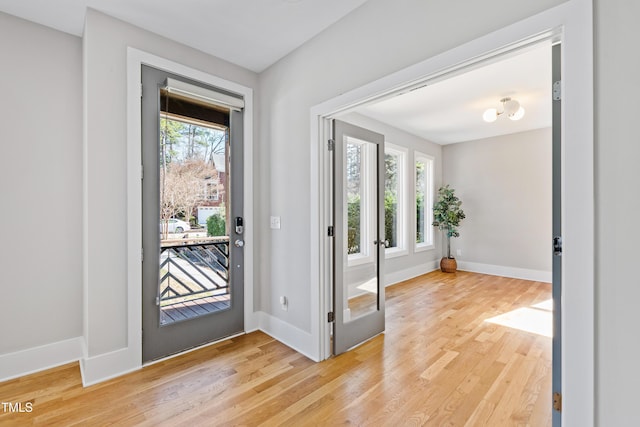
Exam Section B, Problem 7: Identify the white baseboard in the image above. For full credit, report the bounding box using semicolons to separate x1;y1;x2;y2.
0;337;84;382
245;309;260;333
80;346;141;387
257;311;318;362
383;259;551;284
457;261;552;283
79;309;260;387
385;260;439;287
79;312;317;387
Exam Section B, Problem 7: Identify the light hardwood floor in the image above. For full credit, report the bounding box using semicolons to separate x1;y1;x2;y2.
0;271;552;426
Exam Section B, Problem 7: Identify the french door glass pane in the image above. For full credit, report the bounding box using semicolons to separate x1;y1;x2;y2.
344;136;378;321
346;141;363;256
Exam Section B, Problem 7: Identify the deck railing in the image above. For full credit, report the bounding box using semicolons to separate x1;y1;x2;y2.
159;237;230;306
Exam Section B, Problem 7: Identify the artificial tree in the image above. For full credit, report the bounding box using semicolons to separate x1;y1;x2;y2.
432;185;465;270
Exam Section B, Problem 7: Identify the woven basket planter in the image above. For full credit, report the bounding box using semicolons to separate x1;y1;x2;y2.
440;257;458;273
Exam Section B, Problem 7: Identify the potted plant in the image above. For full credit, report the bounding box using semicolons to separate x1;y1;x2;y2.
432;185;465;273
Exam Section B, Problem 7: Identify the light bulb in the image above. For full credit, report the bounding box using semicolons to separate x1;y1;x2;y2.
503;98;520;117
509;106;525;121
483;108;498;122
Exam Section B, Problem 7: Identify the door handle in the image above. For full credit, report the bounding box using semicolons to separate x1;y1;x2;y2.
234;239;245;248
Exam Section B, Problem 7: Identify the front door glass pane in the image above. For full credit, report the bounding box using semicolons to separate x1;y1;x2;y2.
158;104;231;326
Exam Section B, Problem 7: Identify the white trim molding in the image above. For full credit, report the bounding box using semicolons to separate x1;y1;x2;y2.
383;142;408;258
382;261;550;288
0;337;84;383
80;346;141;387
414;151;434;252
457;261;552;283
257;312;318;362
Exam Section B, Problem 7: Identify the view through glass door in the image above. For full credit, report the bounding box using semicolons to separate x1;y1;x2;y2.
332;120;385;355
142;65;244;362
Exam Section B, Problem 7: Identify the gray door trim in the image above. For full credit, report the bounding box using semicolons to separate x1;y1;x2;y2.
332;119;385;355
229;108;245;330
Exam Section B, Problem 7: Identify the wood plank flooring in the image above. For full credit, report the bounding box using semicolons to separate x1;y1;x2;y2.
0;271;552;426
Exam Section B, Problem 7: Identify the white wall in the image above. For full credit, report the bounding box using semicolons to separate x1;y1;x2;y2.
338;113;443;282
443;129;552;278
595;1;640;425
83;9;258;360
0;12;82;354
258;0;565;334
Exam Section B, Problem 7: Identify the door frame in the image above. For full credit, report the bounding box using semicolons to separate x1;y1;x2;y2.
126;48;257;367
310;1;593;425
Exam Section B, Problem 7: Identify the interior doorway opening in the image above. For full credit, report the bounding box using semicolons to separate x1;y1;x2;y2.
318;33;561;425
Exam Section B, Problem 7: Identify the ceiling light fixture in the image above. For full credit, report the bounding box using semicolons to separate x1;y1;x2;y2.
483;97;525;122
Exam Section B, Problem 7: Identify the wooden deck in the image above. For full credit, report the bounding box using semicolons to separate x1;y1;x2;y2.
160;293;231;325
0;271;552;426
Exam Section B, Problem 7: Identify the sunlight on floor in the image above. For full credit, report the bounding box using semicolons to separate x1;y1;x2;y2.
532;298;553;311
356;277;378;294
485;299;553;338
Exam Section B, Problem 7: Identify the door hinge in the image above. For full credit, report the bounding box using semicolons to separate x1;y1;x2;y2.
327;139;335;151
328;226;334;237
141;164;144;180
155;297;160;306
327;312;335;323
553;236;562;256
553;391;562;412
141;247;144;262
553;80;561;101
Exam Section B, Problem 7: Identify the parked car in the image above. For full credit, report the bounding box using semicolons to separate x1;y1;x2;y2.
161;218;191;233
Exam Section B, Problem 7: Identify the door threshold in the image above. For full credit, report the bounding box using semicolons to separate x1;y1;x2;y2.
143;331;246;367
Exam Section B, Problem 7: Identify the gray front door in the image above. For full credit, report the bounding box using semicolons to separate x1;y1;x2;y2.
332;120;385;355
141;65;244;362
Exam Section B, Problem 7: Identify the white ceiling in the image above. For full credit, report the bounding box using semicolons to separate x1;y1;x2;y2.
1;1;551;144
0;0;369;72
353;41;552;145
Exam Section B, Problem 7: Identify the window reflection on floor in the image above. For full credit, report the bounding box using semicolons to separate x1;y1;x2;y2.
485;298;553;338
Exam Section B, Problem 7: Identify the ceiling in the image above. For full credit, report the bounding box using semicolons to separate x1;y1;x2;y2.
1;1;551;144
0;0;369;72
352;41;552;145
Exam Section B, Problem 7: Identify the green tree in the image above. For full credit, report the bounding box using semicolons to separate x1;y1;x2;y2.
206;213;226;237
347;194;361;254
384;153;398;248
160;118;184;165
385;190;397;248
432;185;466;258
